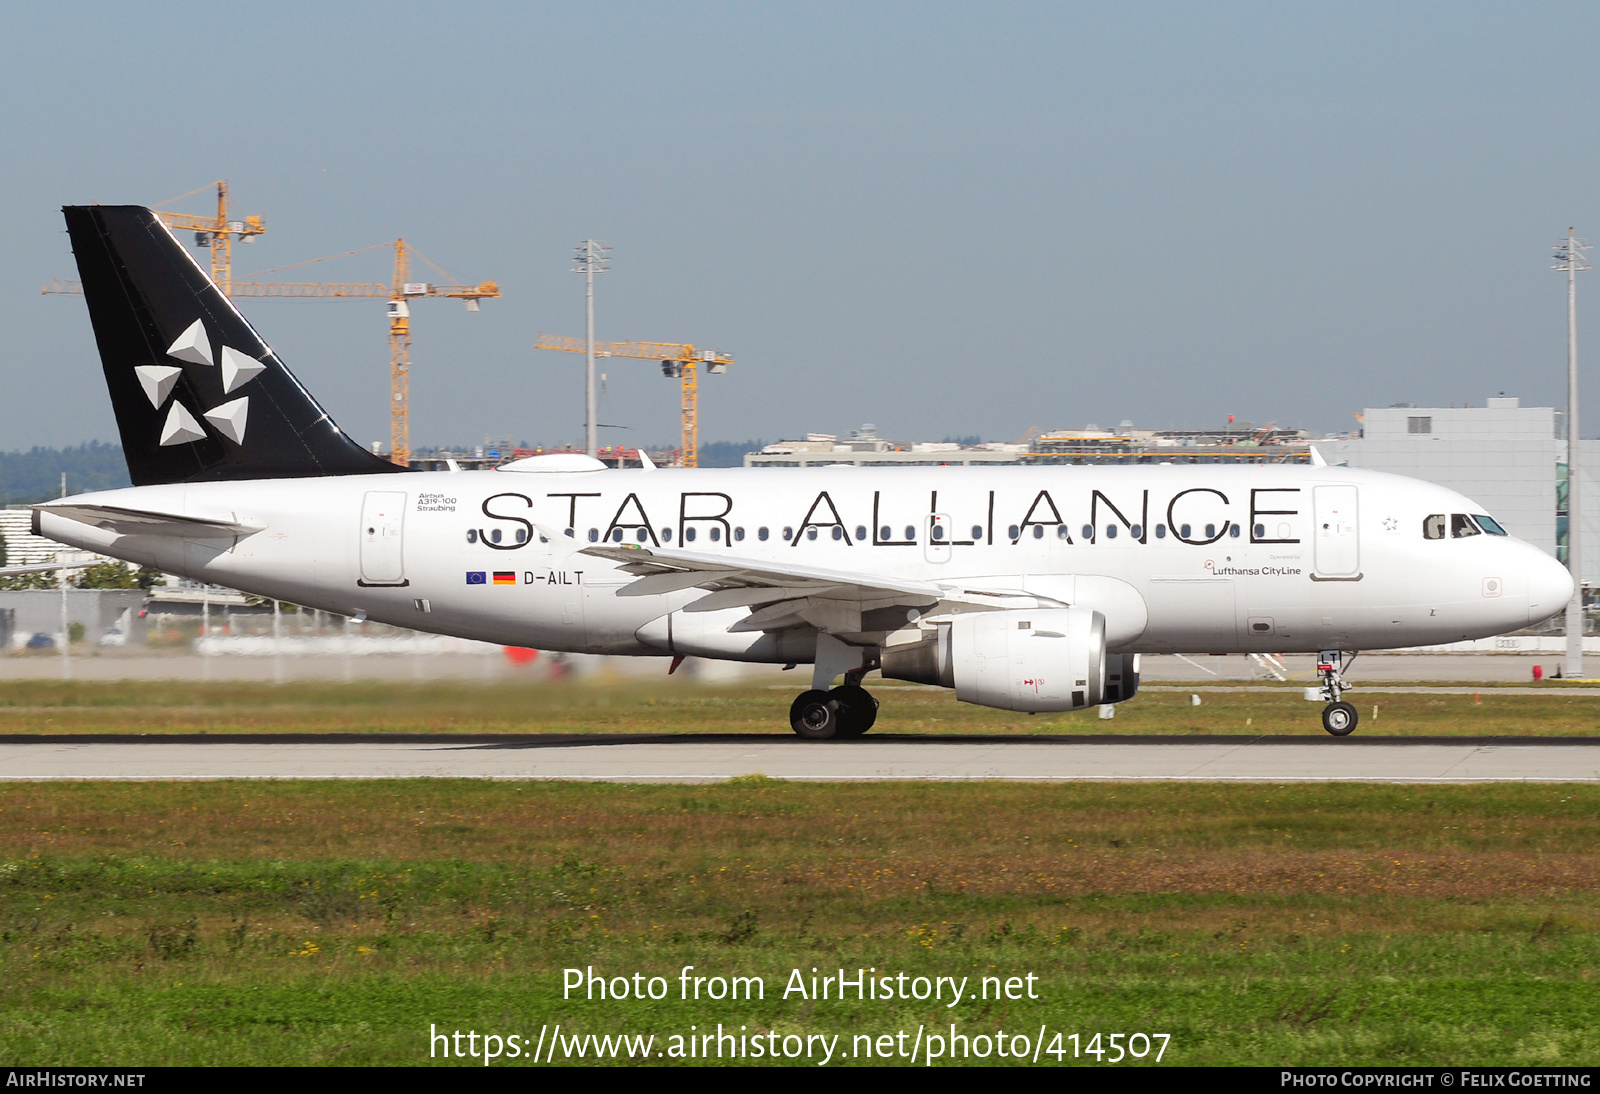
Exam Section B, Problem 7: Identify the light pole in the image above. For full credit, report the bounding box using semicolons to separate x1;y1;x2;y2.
573;240;610;457
1554;229;1590;678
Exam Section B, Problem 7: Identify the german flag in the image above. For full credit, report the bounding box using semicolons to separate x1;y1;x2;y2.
492;571;516;586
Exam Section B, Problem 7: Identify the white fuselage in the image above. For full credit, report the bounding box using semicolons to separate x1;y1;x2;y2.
37;463;1571;659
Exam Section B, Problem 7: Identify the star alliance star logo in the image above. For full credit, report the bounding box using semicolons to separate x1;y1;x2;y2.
141;318;266;448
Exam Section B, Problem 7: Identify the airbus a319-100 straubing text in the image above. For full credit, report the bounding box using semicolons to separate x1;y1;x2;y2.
17;205;1573;737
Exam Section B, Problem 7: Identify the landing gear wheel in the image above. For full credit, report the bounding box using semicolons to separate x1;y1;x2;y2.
1322;701;1358;737
790;690;845;740
829;684;879;737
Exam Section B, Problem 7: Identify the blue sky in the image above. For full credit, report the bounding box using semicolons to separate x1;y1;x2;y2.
3;2;1599;449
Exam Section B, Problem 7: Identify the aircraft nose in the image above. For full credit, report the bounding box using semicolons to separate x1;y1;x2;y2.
1526;550;1575;625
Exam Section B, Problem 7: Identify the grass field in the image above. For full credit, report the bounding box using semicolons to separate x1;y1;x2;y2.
1;677;1599;737
3;778;1599;1067
2;680;1596;1067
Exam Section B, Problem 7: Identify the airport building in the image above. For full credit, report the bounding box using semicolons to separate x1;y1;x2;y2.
744;424;1314;467
1329;398;1560;558
0;508;72;566
1329;395;1599;590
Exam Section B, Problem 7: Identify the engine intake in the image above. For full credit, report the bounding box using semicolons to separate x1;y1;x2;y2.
882;608;1109;712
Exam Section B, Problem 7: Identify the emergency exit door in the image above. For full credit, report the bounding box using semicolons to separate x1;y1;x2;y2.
359;491;408;586
1313;486;1360;577
925;514;952;563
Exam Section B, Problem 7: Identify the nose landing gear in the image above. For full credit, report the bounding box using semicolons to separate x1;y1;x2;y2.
1317;650;1358;736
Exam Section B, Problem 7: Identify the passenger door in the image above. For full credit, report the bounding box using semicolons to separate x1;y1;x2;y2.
359;491;408;586
1313;485;1360;578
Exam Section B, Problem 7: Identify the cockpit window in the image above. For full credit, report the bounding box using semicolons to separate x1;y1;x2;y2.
1473;514;1508;536
1423;514;1446;540
1451;513;1481;538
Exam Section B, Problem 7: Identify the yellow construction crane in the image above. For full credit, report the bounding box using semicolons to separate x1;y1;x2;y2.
43;181;498;467
42;180;265;296
153;180;264;295
374;240;500;466
534;336;732;467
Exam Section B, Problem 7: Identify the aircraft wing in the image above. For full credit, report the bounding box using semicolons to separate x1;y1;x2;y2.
33;503;263;539
579;542;948;634
578;542;1051;635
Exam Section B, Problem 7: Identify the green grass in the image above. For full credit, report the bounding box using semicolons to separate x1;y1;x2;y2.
3;780;1599;1066
0;678;1597;737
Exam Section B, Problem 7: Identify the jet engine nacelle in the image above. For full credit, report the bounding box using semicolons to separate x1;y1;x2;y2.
883;607;1110;712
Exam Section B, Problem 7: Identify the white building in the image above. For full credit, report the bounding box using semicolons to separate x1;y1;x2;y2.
0;507;79;565
1329;396;1600;588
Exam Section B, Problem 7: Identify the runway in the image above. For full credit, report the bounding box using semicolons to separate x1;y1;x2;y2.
2;735;1598;783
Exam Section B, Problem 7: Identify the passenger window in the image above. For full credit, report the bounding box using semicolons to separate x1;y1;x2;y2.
685;527;697;542
516;528;528;543
1105;525;1118;539
734;526;745;541
1057;525;1070;540
1130;524;1142;539
1205;524;1216;539
1082;524;1093;540
660;527;672;542
1008;524;1020;540
905;526;916;541
1474;514;1509;536
971;525;983;540
880;526;891;540
636;528;648;542
1033;524;1044;539
610;528;622;542
1229;523;1241;538
758;527;769;541
710;527;721;542
466;529;477;544
808;528;819;540
1180;524;1191;539
855;525;867;541
782;527;793;541
1423;514;1445;540
932;525;946;541
491;529;502;543
831;526;843;541
586;528;597;542
1156;524;1167;539
1451;513;1480;538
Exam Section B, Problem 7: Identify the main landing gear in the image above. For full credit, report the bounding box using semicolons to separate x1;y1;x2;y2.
790;677;880;740
1317;650;1358;736
790;635;881;740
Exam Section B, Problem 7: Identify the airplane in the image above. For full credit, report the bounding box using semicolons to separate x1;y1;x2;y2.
12;205;1575;738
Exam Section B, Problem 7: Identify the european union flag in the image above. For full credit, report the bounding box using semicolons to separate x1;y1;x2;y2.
466;571;487;585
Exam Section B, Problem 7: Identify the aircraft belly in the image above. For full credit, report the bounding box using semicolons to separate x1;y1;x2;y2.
1141;578;1237;653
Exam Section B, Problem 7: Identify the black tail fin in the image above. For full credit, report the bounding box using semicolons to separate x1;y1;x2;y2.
63;205;404;485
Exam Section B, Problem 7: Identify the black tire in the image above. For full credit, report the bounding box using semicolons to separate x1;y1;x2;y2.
1322;701;1358;736
829;684;879;737
790;689;844;740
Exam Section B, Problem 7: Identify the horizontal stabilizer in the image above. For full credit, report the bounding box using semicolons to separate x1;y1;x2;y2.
35;502;263;539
